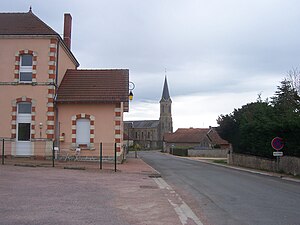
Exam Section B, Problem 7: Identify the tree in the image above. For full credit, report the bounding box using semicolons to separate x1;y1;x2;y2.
286;68;300;95
271;79;300;157
271;79;300;114
217;112;240;150
217;80;300;158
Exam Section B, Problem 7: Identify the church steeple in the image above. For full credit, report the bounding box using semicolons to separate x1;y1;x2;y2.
159;76;173;142
160;76;171;102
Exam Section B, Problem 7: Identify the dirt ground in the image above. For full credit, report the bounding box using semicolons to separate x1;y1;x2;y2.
0;155;182;225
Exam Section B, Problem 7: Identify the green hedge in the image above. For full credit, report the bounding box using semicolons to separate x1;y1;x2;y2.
172;148;188;156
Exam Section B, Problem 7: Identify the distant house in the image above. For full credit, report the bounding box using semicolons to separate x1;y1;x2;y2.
163;127;230;153
0;9;129;160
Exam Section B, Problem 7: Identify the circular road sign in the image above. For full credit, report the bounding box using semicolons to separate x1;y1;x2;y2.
271;137;284;151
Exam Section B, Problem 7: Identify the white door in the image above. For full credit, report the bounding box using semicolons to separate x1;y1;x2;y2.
16;102;32;156
76;119;90;147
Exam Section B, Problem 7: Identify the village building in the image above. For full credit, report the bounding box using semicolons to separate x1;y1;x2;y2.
0;9;129;160
124;77;173;149
163;127;230;153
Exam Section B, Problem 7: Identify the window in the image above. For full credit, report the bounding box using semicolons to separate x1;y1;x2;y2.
76;119;90;147
18;102;32;114
18;123;31;141
19;54;33;82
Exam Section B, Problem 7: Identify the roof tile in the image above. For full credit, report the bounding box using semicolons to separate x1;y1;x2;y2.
164;127;229;146
56;69;129;103
0;11;58;35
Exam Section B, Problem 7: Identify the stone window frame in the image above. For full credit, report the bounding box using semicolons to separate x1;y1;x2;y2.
71;113;95;149
14;50;37;83
11;97;36;139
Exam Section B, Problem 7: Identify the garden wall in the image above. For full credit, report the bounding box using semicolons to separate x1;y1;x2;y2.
188;149;229;158
228;153;300;176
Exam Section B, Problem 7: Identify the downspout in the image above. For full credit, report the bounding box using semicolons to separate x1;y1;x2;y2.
54;37;60;148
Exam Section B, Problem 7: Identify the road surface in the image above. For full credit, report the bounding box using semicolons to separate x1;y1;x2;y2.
140;151;300;225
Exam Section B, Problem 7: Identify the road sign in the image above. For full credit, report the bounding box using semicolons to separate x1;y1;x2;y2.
271;137;284;151
273;151;283;157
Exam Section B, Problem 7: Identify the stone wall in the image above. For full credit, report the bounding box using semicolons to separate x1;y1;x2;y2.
228;153;300;176
188;149;229;158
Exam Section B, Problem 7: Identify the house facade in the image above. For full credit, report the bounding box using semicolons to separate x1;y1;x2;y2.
163;127;230;153
0;10;129;160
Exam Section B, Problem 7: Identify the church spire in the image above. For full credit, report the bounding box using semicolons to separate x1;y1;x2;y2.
160;76;171;102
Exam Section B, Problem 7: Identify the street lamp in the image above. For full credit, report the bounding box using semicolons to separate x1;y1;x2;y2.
129;81;135;101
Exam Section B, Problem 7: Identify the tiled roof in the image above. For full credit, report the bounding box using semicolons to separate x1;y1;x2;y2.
0;10;80;67
164;128;209;143
0;11;58;35
125;120;160;129
207;129;229;145
56;69;129;103
164;127;229;146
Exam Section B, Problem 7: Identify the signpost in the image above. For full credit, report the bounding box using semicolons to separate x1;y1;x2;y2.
273;151;283;157
271;137;284;172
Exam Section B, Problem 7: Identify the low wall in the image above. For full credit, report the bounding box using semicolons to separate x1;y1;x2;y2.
188;149;229;158
229;153;300;176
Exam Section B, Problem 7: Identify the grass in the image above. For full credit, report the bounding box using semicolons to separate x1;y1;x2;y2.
212;159;227;164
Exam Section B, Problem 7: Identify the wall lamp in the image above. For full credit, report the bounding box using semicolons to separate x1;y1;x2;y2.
129;81;135;101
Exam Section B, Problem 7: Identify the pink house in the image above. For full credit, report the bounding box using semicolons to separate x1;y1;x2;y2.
0;9;129;160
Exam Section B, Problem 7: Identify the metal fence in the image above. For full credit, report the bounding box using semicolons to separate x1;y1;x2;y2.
1;139;120;171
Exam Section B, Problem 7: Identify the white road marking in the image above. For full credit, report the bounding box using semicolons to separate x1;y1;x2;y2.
154;177;203;225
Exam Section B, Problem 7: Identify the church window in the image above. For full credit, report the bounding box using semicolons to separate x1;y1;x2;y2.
148;132;150;139
135;132;138;138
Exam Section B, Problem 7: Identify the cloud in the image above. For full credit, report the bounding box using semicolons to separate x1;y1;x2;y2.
2;0;299;129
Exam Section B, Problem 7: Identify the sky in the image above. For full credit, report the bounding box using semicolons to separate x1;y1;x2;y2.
3;0;300;130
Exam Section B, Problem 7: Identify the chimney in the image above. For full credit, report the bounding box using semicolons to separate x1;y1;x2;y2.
63;13;72;49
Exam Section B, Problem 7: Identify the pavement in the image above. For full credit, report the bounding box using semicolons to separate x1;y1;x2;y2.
0;152;195;225
1;152;299;225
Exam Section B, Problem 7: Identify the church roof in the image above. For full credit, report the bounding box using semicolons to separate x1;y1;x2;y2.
125;120;160;129
160;76;171;102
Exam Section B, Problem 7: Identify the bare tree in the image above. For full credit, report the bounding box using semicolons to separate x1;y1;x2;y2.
287;68;300;95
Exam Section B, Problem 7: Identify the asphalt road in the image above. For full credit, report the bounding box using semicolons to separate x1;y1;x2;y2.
139;151;300;225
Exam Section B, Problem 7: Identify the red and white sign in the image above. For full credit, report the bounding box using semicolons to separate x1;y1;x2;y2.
271;137;284;151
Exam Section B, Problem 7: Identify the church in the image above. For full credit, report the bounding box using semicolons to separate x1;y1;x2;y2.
124;77;173;149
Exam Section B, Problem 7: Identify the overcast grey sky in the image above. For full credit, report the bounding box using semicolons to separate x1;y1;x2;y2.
3;0;300;129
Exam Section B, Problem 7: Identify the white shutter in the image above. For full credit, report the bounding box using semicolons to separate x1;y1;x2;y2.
76;119;90;146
